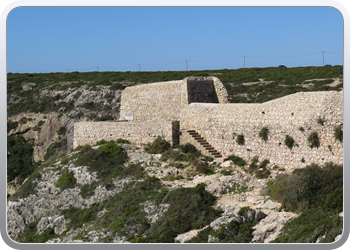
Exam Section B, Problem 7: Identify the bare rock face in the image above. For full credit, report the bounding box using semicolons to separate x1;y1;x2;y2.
251;211;297;243
7;112;61;162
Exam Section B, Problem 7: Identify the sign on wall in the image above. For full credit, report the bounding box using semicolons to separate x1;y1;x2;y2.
125;114;134;120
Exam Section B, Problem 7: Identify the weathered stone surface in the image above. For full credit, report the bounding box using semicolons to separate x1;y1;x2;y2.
181;90;343;171
251;211;297;243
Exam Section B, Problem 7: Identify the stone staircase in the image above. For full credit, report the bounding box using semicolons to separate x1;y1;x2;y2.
186;130;222;159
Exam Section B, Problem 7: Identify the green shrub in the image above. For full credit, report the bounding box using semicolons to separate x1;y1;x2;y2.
307;132;320;148
258;127;269;141
79;181;98;198
7;120;18;132
301;157;305;163
74;142;128;183
61;203;100;230
44;139;67;161
225;154;247;167
57;126;66;135
145;183;220;243
299;127;305;132
19;117;27;124
272;208;343;243
334;125;343;142
255;159;271;179
56;168;77;190
195;162;210;174
236;134;245;145
7;135;35;183
22;227;58;243
324;187;343;210
13;171;42;199
268;162;343;212
116;138;131;144
317;117;325;125
238;206;250;216
284;135;294;149
220;170;232;176
177;143;197;154
248;156;259;173
144;136;170;154
37;120;45;127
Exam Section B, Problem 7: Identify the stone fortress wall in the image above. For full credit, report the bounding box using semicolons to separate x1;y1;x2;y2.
73;76;343;171
73;121;177;148
74;76;228;147
180;91;343;170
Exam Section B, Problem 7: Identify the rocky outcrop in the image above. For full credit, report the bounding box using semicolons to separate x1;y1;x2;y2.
8;112;61;162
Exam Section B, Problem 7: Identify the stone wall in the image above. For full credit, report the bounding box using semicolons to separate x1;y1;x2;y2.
119;80;185;122
118;77;229;122
73;121;176;148
180;91;343;171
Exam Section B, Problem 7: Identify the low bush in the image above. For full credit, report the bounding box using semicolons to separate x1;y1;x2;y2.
116;138;131;144
237;206;250;216
307;132;320;148
220;170;233;176
334;125;343;142
160;143;201;163
74;141;128;183
144;136;170;154
12;171;42;199
272;208;343;243
236;134;245;145
258;127;269;141
225;154;247;167
255;159;271;179
56;168;77;190
144;183;221;243
268;162;343;212
7;120;18;132
284;135;294;149
37;120;45;127
21;226;58;243
324;187;343;210
317;117;325;125
299;127;305;132
61;203;101;230
44;138;67;161
195;161;210;175
7;135;35;183
57;126;66;135
248;156;259;173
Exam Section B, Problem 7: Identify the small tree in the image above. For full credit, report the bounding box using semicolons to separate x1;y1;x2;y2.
308;132;320;148
236;134;245;145
259;127;269;141
284;135;294;149
334;125;343;142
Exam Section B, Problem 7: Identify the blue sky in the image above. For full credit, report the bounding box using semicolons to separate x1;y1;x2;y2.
7;7;343;73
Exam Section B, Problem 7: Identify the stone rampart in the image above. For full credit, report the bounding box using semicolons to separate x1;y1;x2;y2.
180;91;343;171
119;77;229;122
119;80;185;122
73;121;176;148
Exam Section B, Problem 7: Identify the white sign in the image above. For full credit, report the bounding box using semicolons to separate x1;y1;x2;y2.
125;114;134;120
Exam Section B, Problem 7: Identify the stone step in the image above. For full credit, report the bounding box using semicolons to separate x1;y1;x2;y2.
187;130;196;133
208;150;217;153
196;139;206;143
193;136;203;140
214;155;222;158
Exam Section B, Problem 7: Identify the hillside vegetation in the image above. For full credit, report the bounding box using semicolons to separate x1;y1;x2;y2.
7;138;343;243
7;66;343;117
7;66;343;243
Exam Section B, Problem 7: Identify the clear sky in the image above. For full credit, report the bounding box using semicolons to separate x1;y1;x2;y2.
7;7;344;73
